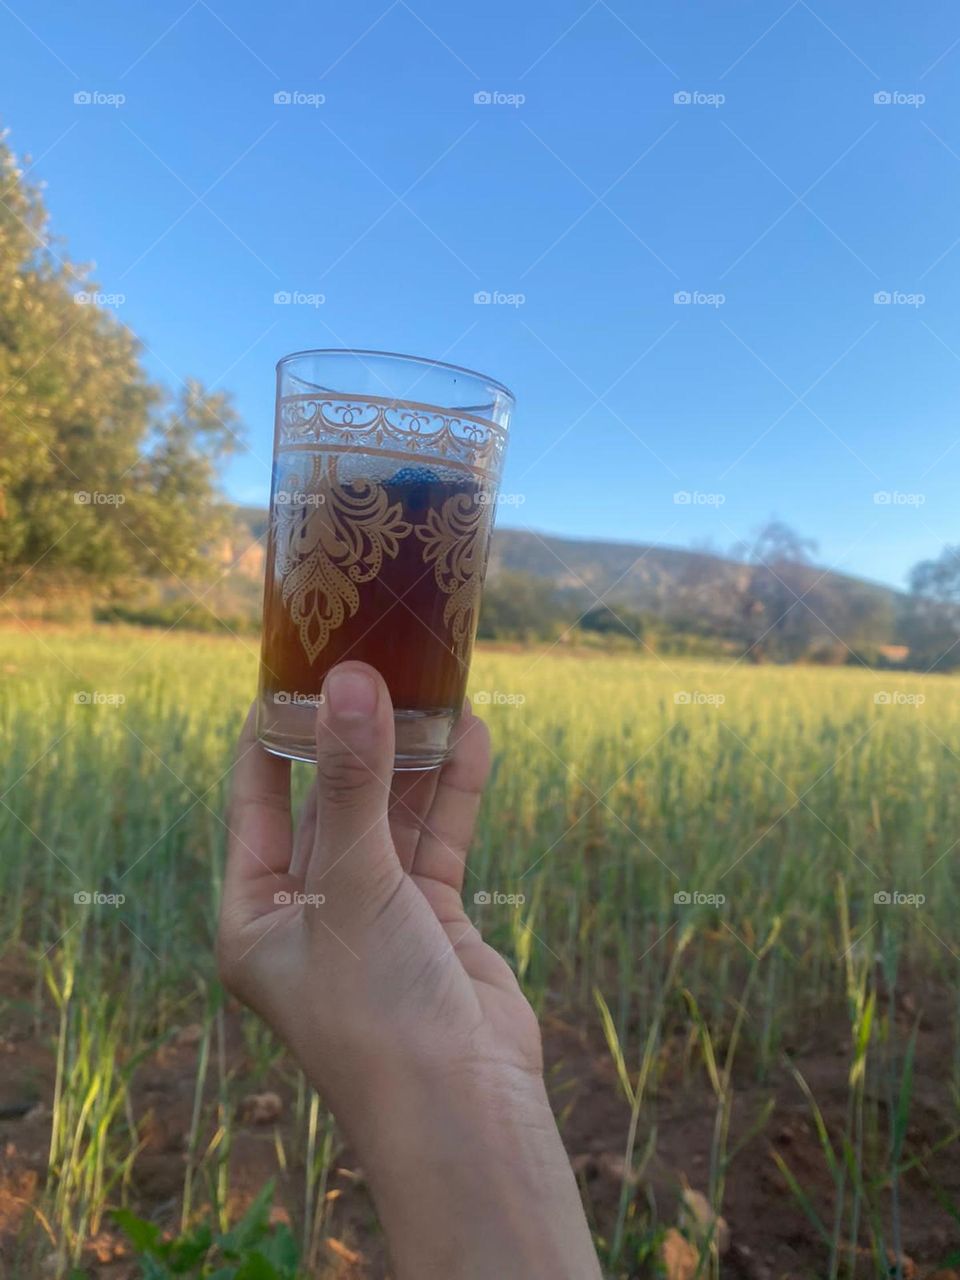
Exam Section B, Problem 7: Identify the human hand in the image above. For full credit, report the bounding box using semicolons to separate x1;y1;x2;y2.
218;661;601;1279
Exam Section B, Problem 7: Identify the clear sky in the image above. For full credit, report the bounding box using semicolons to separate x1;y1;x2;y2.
3;0;960;588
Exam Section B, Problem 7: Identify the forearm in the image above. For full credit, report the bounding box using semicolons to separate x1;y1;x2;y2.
335;1059;603;1280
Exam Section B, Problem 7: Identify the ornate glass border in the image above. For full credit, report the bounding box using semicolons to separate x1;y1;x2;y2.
277;393;508;480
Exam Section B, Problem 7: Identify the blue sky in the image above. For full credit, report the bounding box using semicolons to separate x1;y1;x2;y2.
4;0;960;588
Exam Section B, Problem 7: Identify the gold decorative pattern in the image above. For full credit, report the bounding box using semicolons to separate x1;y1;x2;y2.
273;456;411;663
415;490;492;661
278;394;507;480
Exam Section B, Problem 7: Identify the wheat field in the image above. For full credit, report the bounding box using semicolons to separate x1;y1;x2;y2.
1;626;958;1276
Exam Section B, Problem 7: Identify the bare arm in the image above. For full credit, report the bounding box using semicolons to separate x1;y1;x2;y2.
217;662;602;1279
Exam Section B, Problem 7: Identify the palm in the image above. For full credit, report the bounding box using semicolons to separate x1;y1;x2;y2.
227;701;542;1075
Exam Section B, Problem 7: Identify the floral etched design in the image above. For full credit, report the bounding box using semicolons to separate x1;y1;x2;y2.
273;456;411;663
415;490;492;661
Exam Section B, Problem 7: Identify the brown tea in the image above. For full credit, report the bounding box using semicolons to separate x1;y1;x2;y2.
259;458;494;717
258;354;513;767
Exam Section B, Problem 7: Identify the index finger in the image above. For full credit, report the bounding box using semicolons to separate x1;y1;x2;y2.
223;706;294;916
409;706;491;893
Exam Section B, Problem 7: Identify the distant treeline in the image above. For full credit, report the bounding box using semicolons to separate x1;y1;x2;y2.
480;524;960;672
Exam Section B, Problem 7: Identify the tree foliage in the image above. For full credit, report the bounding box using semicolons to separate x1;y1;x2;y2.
0;132;241;584
903;546;960;670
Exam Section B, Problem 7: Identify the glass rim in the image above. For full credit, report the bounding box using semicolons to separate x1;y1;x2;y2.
275;347;516;406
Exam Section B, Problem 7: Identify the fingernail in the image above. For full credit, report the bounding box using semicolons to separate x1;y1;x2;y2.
323;667;378;721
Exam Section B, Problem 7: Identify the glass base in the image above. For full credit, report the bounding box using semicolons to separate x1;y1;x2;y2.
257;695;454;770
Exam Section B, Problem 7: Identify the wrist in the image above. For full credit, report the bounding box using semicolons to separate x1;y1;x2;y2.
335;1056;601;1280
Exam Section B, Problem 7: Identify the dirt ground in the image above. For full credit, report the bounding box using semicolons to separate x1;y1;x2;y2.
1;946;958;1279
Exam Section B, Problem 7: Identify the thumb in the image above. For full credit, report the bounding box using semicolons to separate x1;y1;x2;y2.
305;662;399;904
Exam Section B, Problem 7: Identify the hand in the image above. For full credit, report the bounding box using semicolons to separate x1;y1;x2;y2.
218;661;601;1280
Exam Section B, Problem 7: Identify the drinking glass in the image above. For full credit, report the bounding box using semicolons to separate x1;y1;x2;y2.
257;349;514;769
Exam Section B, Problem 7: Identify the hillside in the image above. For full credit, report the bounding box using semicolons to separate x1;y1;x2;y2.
226;510;903;651
486;527;901;617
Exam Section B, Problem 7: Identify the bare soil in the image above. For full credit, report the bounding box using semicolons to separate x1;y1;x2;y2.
1;946;958;1278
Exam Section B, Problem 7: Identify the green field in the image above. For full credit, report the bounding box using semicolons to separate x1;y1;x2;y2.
2;628;958;1276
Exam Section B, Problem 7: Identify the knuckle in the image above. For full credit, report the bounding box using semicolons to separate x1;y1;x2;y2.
315;749;375;806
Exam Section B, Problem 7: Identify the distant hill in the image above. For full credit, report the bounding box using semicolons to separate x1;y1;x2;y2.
227;509;903;648
487;526;902;618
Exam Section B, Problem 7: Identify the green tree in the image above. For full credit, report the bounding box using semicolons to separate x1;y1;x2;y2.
578;602;645;640
477;571;569;641
0;130;242;584
902;546;960;671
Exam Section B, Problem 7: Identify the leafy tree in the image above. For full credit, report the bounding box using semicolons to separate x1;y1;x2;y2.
578;602;645;640
903;546;960;671
477;571;569;641
730;521;821;661
0;130;242;585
